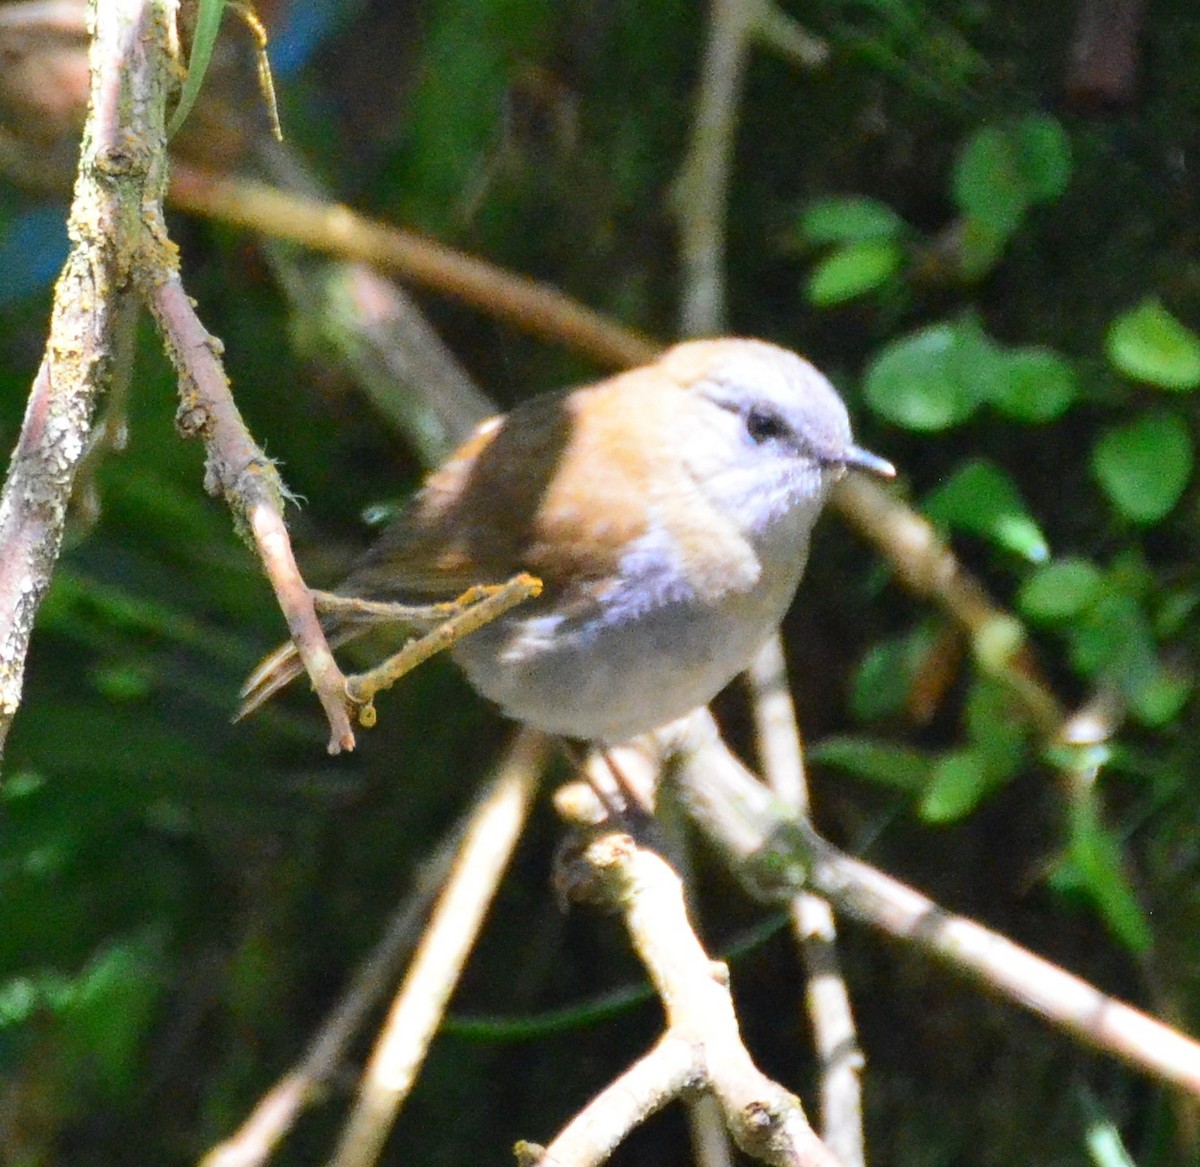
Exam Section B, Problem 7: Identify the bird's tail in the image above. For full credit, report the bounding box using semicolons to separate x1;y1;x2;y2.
235;623;365;721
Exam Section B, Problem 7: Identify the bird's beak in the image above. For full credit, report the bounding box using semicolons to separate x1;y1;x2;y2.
841;444;896;478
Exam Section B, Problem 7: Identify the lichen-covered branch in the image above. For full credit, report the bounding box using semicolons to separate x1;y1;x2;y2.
0;0;158;758
0;0;360;755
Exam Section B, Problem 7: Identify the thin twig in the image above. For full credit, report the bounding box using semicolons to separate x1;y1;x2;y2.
671;0;826;337
198;820;467;1167
328;729;547;1167
748;639;864;1167
341;573;543;726
142;275;355;753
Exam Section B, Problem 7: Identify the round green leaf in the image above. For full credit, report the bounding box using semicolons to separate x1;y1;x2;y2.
807;240;903;306
1017;558;1105;623
1092;412;1194;523
863;321;985;431
1128;666;1191;727
956;215;1007;281
952;126;1028;238
1066;590;1148;677
1010;114;1072;203
952;116;1070;242
800;196;906;244
923;458;1049;561
1106;299;1200;391
986;347;1079;421
850;627;937;721
920;749;993;823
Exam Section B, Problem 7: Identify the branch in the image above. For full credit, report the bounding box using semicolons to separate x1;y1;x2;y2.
167;164;660;371
0;0;359;755
197;744;552;1167
328;730;547;1167
138;207;354;753
538;833;842;1167
1063;0;1145;111
670;0;826;336
748;640;864;1167
0;0;158;758
662;710;1200;1098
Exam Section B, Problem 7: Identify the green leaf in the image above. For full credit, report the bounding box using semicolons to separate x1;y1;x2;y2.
59;933;165;1097
850;625;939;721
1066;590;1150;677
1018;558;1106;623
956;215;1008;281
1064;798;1152;952
167;0;226;139
809;737;934;791
863;319;994;431
952;115;1071;240
806;240;903;306
1127;665;1191;727
1106;299;1200;391
1009;114;1072;202
984;347;1079;421
1091;412;1194;523
919;749;993;822
800;196;907;244
964;678;1027;780
953;125;1029;238
923;458;1049;561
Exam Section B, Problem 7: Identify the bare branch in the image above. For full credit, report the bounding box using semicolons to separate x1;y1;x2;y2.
197;758;549;1167
167;164;660;371
748;640;864;1167
542;833;842;1167
139;205;355;752
663;710;1200;1098
670;0;826;337
328;730;547;1167
341;574;543;726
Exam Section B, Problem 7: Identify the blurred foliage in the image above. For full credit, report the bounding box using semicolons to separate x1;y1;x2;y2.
2;0;1200;1165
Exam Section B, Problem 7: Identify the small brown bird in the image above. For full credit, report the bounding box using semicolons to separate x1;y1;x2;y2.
240;338;893;743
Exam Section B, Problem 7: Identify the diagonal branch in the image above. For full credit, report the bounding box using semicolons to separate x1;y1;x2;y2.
664;709;1200;1098
0;0;359;755
328;730;547;1167
540;833;843;1167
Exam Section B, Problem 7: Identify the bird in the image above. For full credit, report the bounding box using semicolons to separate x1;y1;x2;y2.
239;338;894;744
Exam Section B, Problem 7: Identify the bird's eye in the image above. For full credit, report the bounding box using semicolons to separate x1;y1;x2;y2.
745;406;790;444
